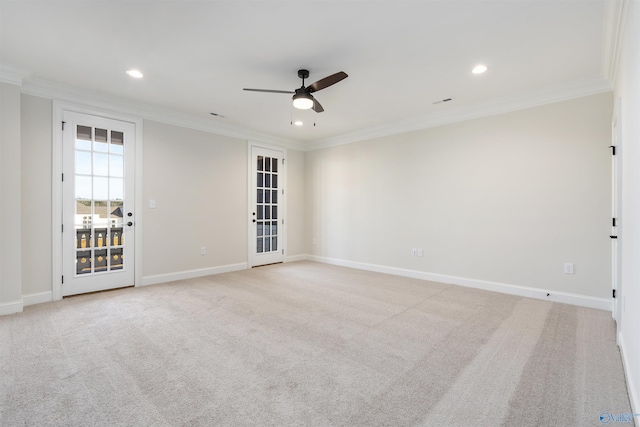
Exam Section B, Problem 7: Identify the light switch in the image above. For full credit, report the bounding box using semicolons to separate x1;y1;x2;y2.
149;199;156;209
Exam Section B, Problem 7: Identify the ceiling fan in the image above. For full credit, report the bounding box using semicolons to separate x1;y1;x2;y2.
243;69;348;113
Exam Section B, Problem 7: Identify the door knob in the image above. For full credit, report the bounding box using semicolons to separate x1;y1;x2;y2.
127;221;133;226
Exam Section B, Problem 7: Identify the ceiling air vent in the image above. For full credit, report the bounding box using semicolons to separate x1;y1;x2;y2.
432;98;454;105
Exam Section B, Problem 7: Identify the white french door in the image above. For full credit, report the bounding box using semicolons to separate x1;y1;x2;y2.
611;102;622;336
62;111;136;296
249;146;285;267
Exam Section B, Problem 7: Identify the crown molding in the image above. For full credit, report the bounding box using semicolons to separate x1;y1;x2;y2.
19;76;304;151
0;63;31;86
306;75;613;151
602;0;629;84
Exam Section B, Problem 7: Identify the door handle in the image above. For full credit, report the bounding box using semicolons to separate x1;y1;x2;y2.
252;219;256;223
610;235;618;239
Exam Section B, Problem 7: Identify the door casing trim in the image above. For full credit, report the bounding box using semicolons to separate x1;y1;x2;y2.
52;101;143;300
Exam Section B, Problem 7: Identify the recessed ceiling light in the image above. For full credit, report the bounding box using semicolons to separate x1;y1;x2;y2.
294;121;303;126
472;65;488;74
126;69;144;79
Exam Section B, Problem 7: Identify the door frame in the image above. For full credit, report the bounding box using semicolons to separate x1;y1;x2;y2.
52;102;143;300
611;97;623;340
247;141;287;267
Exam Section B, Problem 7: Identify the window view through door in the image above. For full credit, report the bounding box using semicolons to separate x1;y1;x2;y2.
62;112;135;296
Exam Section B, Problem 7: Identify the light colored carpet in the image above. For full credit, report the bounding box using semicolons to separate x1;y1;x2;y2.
0;261;632;426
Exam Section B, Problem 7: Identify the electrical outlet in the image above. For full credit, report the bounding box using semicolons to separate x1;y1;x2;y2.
411;248;418;256
200;247;207;255
564;263;574;274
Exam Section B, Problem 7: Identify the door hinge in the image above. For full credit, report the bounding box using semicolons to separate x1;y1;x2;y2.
282;219;284;224
609;145;616;155
282;249;284;254
61;224;64;232
282;189;284;195
62;121;66;131
613;218;617;227
61;173;64;182
282;158;285;164
61;276;64;284
613;289;616;298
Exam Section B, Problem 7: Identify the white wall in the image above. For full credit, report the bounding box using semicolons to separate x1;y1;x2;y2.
0;82;23;314
306;93;612;302
614;0;640;415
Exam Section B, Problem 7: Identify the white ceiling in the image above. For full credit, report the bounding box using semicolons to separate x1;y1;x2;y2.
0;1;608;146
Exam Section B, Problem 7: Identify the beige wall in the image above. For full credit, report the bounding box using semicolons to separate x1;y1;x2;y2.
12;101;307;298
286;149;306;257
306;93;612;299
142;120;248;277
20;94;53;296
0;82;23;310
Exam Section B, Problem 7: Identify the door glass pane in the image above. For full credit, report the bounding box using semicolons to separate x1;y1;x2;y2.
76;176;92;200
110;178;123;201
110;201;124;227
76;250;91;274
76;125;92;150
94;128;108;152
257;189;263;204
95;249;108;272
76;151;92;175
272;190;277;204
93;177;108;200
110;131;124;154
257;172;263;187
272;158;278;173
257;156;263;171
272;174;278;189
257;222;263;237
93;153;109;176
264;223;270;236
111;248;123;270
271;221;277;235
257;238;263;253
272;206;277;220
265;157;271;172
265;174;271;188
272;237;277;251
110;155;123;177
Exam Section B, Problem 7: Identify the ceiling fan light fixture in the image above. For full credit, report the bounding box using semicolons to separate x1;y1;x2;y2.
292;93;314;110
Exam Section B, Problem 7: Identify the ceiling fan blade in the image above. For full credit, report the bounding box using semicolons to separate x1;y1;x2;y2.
312;98;324;113
307;71;348;93
243;88;294;94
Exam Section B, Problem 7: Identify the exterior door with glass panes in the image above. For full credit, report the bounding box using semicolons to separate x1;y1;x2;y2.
250;147;284;266
62;112;135;296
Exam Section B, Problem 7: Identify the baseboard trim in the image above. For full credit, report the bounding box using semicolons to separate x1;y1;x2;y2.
286;254;307;263
141;262;248;287
306;255;611;311
23;291;53;307
0;299;24;315
618;333;639;416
